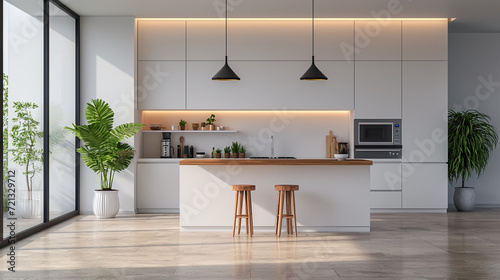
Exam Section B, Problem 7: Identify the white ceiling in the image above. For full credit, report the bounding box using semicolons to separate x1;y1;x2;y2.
12;0;500;33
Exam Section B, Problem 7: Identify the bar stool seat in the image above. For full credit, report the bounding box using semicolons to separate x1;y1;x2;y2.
275;184;299;237
232;185;255;237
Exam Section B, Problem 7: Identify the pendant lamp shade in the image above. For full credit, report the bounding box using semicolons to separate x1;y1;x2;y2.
300;56;327;80
213;56;240;81
301;0;327;80
212;0;240;81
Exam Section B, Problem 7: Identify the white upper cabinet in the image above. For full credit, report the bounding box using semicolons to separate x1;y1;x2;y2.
138;20;185;60
137;61;185;110
402;61;448;163
187;60;354;110
355;61;401;119
187;20;354;61
354;21;401;60
187;21;224;60
402;20;448;60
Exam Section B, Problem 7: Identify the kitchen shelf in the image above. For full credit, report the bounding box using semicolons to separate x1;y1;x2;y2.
143;130;238;133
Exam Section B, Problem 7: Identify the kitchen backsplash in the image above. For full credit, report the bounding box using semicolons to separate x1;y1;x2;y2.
141;110;351;158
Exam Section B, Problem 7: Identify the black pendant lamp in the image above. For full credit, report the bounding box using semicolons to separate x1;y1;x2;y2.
300;0;327;80
212;0;240;81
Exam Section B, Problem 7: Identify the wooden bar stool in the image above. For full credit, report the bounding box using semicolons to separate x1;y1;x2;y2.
232;185;255;237
275;184;299;237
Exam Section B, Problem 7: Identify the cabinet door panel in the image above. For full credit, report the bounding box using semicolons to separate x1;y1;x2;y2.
187;61;354;110
402;20;448;60
137;61;185;110
401;163;447;209
371;191;402;208
138;20;185;60
355;21;401;60
137;163;180;211
402;61;447;163
187;21;225;60
371;163;402;191
355;61;401;119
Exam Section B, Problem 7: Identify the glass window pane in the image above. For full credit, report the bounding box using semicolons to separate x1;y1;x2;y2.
49;2;76;220
3;0;44;237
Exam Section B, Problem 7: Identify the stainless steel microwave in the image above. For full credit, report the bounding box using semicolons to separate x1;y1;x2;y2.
354;119;402;159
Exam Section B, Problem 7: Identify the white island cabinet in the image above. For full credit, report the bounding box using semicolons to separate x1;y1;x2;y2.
179;159;372;232
137;161;180;213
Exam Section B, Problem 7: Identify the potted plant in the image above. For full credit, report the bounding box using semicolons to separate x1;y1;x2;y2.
179;119;187;131
231;142;240;158
224;146;231;158
215;148;222;158
10;101;43;219
239;147;246;158
206;114;216;130
66;99;144;218
200;122;206;130
448;109;498;211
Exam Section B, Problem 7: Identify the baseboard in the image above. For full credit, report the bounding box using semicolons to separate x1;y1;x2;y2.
371;208;447;213
180;226;370;233
79;211;136;215
137;208;180;214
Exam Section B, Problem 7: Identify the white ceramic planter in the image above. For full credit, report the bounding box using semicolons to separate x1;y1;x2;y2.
18;190;42;219
93;189;120;218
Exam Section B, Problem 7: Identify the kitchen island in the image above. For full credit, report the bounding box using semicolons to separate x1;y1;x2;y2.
179;159;373;232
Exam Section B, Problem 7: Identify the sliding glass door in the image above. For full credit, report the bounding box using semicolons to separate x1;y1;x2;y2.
2;0;79;244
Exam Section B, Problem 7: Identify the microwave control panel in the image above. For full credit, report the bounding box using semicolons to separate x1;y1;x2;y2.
393;121;401;145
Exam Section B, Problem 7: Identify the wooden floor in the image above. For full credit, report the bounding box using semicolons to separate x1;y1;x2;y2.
2;209;500;279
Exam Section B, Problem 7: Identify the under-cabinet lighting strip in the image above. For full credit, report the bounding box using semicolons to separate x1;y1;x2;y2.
138;18;455;21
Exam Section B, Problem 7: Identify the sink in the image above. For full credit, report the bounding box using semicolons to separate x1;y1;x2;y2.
249;157;296;159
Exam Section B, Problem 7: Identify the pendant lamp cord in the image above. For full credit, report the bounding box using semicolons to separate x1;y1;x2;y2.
312;0;315;59
225;0;228;59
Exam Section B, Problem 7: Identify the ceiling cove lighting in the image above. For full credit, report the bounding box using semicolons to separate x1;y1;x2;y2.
301;0;327;81
212;0;240;81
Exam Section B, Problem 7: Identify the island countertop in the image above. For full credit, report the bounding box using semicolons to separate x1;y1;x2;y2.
179;158;373;166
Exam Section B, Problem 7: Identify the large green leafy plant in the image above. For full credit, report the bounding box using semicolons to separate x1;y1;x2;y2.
66;99;144;190
448;110;498;188
10;102;44;200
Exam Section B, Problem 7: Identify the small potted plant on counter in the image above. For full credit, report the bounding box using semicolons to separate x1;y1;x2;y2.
215;148;222;158
206;114;216;130
239;147;246;158
231;141;240;158
224;146;231;158
179;119;186;130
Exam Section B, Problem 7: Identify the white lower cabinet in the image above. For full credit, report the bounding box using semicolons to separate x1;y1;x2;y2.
370;192;402;209
137;162;180;213
370;163;402;191
401;163;448;209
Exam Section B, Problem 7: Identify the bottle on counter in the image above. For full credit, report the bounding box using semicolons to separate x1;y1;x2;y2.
177;145;181;158
212;147;215;158
189;145;194;158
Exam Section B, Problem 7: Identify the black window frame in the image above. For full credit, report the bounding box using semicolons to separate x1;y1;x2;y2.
0;0;80;247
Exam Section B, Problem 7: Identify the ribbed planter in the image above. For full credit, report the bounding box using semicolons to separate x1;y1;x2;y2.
18;190;42;219
454;187;475;212
93;189;120;219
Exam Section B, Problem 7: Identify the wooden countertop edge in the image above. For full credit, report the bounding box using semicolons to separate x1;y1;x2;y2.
179;159;373;166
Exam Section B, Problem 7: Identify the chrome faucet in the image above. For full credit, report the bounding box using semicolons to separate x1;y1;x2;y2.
271;135;274;158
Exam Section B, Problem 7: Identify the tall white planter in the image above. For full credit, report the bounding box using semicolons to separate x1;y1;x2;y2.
93;190;120;219
18;190;42;219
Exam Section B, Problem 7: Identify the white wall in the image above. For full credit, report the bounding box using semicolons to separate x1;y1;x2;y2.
449;33;500;206
80;17;136;213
